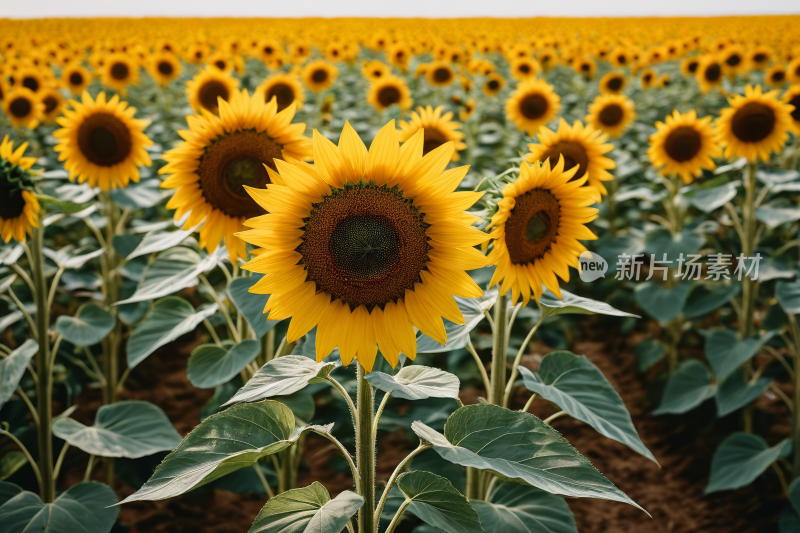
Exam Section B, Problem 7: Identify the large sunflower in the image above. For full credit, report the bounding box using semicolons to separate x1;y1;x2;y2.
235;121;488;371
62;65;92;95
715;85;794;162
648;110;721;184
301;60;338;93
585;94;636;138
53;91;152;190
160;89;312;262
3;88;42;129
782;85;800;133
526;119;615;197
0;135;39;243
186;67;239;115
486;156;598;304
255;73;305;112
367;75;412;112
397;105;467;162
100;53;139;95
505;78;560;135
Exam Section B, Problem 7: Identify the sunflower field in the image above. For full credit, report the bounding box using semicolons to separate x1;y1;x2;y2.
0;14;799;533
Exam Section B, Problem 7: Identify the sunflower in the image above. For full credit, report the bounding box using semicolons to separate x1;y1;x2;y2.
599;72;627;95
585;93;636;138
482;73;505;97
289;41;311;63
425;61;456;88
301;60;338;93
398;105;467;162
100;53;139;94
526;119;615;197
537;47;559;72
149;53;181;86
748;47;772;70
640;68;657;90
648;110;721;184
160;89;312;262
509;57;540;80
696;56;723;94
722;46;746;78
207;52;233;73
62;65;92;95
459;97;476;121
3;88;42;129
362;60;391;81
255;73;305;112
782;85;800;133
40;87;65;124
185;43;210;64
574;57;596;79
53;91;152;190
0;135;39;243
17;67;46;93
235;121;488;371
186;67;239;115
789;58;800;84
715;85;794;162
766;65;787;87
610;47;631;67
367;75;413;112
486;156;598;304
387;42;411;72
680;57;700;78
505;78;561;135
258;39;284;65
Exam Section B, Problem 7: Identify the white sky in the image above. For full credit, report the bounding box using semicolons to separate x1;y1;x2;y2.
1;0;798;18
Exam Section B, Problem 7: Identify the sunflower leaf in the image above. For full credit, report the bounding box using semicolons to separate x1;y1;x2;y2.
366;365;460;400
223;355;338;406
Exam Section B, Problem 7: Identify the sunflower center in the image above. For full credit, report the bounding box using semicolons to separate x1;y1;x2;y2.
664;126;702;162
773;71;786;82
377;86;401;108
198;80;229;113
617;55;627;64
311;69;328;83
789;96;800;122
704;63;721;82
519;64;531;74
266;83;295;111
433;67;452;83
9;97;32;118
69;72;83;85
504;188;561;264
754;53;767;63
22;76;39;92
519;94;548;120
599;104;623;126
688;61;699;73
157;61;173;75
422;128;447;155
606;77;623;91
0;189;25;221
43;96;58;114
197;130;281;219
299;184;430;310
731;102;776;143
77;113;133;167
726;54;741;67
111;62;129;81
540;141;589;181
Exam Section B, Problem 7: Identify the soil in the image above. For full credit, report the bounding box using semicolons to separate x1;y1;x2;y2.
57;317;788;533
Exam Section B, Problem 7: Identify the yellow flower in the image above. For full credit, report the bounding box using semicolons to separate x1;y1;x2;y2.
640;68;657;90
186;67;239;115
696;55;723;94
301;60;338;93
599;72;627;95
505;78;560;135
482;73;505;97
149;52;181;86
585;94;636;138
3;87;43;129
782;84;800;133
255;73;305;112
100;53;139;95
766;65;787;87
0;135;40;243
425;61;456;88
398;105;467;161
367;75;413;112
648;110;721;184
62;65;92;95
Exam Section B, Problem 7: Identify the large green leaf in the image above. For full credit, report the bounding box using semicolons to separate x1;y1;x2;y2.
366;366;460;400
109;179;163;210
52;400;182;459
417;290;498;353
777;281;800;315
702;329;774;381
119;400;330;503
539;289;638;319
653;360;716;415
126;224;201;260
0;481;118;533
54;303;114;347
396;471;485;533
247;482;362;533
411;404;644;511
0;311;23;332
0;339;37;410
705;433;790;494
756;206;800;229
686;181;739;213
0;453;27;481
635;339;664;372
715;369;772;418
187;340;261;389
471;483;578;533
643;229;705;263
228;275;281;340
223;355;337;406
126;297;218;368
44;246;105;270
683;283;741;319
634;282;692;323
518;352;656;463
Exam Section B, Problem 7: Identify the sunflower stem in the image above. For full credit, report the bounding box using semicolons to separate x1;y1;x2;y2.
490;292;508;406
740;162;759;434
355;364;376;533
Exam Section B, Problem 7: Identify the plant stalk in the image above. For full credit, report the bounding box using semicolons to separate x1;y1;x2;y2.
490;293;508;406
355;364;376;533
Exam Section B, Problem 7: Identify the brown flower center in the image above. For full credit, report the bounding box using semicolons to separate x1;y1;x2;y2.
687;60;699;73
704;63;721;82
487;79;500;91
540;141;589;181
110;62;129;81
725;54;741;67
432;67;452;83
157;61;174;75
753;53;767;63
198;80;230;114
266;83;295;111
299;184;430;310
77;112;133;167
69;72;84;86
22;76;39;92
311;69;328;83
731;102;776;143
664;126;702;162
197;131;282;219
772;71;786;82
8;97;32;118
43;95;58;114
504;188;561;264
789;96;800;122
599;104;623;126
377;86;401;108
519;93;548;120
0;189;25;221
606;77;623;92
519;64;531;74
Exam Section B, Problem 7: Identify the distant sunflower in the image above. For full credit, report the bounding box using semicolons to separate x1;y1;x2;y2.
398;105;467;161
160;89;312;262
585;94;636;138
258;39;284;65
748;47;771;70
509;57;540;80
17;67;46;93
426;61;456;88
505;78;561;135
387;43;411;71
782;85;800;133
255;73;305;112
789;58;800;84
367;75;412;112
40;87;65;124
100;53;139;94
62;65;92;94
486;156;599;304
680;57;700;78
574;57;597;79
599;72;627;95
361;60;391;81
482;73;505;96
207;52;233;73
0;135;39;243
53;91;152;190
186;67;239;115
459;97;476;121
301;60;338;93
537;47;559;72
235;121;488;371
766;65;787;87
640;68;657;90
696;56;723;93
715;85;794;162
185;43;210;64
149;53;181;86
3;88;42;129
722;46;746;78
648;110;721;184
610;47;631;67
526;119;615;197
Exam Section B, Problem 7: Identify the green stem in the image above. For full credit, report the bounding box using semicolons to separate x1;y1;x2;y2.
374;443;430;525
490;293;508;406
741;163;758;434
384;499;411;533
355;364;376;533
